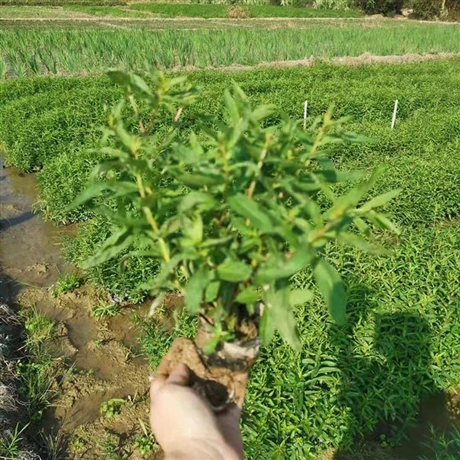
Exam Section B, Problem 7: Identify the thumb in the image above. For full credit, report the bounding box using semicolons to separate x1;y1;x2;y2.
166;363;191;386
150;373;167;402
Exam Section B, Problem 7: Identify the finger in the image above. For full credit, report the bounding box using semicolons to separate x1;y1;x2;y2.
150;373;167;401
233;372;249;409
166;363;191;386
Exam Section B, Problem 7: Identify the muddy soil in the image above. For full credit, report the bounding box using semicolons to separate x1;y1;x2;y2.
1;159;157;459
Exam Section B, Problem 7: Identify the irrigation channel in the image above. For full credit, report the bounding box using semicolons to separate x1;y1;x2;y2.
0;156;459;458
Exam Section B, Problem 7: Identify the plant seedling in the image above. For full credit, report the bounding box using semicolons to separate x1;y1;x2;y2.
100;398;125;418
73;70;399;408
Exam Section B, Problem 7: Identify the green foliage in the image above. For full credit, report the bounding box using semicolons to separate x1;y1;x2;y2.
0;82;120;171
411;0;441;19
129;3;359;17
73;70;397;348
23;306;55;354
52;272;82;296
1;21;460;79
357;0;403;15
0;424;29;459
62;215;159;302
91;301;120;318
419;426;460;460
100;431;128;460
17;308;58;422
100;398;125;418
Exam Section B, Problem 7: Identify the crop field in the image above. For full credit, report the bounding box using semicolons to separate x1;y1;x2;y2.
2;56;460;457
1;6;460;460
1;21;460;78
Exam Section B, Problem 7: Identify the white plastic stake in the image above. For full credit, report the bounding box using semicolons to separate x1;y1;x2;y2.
391;99;398;130
303;100;308;129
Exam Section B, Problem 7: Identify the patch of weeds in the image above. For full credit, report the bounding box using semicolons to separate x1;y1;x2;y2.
39;430;67;460
22;306;55;354
100;398;125;418
100;431;128;460
17;308;58;422
419;426;460;460
134;420;156;458
69;435;85;453
91;301;120;318
52;272;81;297
0;424;29;459
16;359;57;422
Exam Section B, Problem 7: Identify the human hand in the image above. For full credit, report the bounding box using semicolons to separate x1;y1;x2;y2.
149;363;244;460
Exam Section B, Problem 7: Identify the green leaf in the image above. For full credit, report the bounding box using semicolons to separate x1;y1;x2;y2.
203;334;221;355
130;74;153;97
368;211;401;235
235;287;259;304
182;215;203;244
217;260;252;283
181;173;223;187
327;165;385;219
205;281;220;302
228;194;272;233
107;69;131;87
224;90;240;123
265;287;301;351
337;232;384;254
313;258;346;325
179;192;217;213
186;266;210;314
68;182;110;210
289;288;314;306
82;229;133;269
255;245;314;283
259;307;275;345
359;189;401;213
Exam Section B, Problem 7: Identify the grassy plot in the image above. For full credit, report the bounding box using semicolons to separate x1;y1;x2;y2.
1;60;460;456
63;5;153;17
128;3;360;18
1;22;460;78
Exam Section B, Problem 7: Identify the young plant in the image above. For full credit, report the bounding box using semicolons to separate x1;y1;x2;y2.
52;272;82;297
73;70;398;400
100;398;125;418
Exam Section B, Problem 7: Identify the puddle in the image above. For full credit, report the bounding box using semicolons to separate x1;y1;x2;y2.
0;157;68;301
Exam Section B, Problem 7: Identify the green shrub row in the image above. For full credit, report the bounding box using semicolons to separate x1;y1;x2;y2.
2;60;460;226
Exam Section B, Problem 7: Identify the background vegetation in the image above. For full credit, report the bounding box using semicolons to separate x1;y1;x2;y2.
1;22;460;79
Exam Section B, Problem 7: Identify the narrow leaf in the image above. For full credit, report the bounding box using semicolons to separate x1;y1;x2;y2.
228;194;272;233
235;287;259;305
186;266;209;314
217;260;252;283
359;189;401;213
290;288;314;306
313;258;346;325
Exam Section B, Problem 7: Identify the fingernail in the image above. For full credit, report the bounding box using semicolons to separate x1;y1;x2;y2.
148;376;154;383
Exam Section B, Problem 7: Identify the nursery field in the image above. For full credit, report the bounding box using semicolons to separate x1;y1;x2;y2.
1;52;460;459
1;20;460;77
